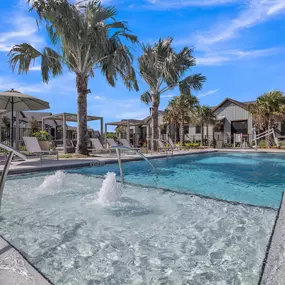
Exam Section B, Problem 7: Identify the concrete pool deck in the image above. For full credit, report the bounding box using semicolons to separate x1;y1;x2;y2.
0;236;51;285
1;149;217;175
1;147;285;175
259;193;285;285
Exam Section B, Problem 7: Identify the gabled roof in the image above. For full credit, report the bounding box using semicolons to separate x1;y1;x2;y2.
143;110;165;123
212;98;252;112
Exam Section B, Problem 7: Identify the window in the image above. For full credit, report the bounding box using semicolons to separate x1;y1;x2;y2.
231;120;248;135
215;121;224;133
196;125;201;134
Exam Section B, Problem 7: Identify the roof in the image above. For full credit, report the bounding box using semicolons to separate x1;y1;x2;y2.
42;112;103;122
106;119;150;126
143;110;165;123
212;98;254;112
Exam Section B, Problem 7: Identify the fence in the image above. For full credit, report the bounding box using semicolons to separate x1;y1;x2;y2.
0;127;34;147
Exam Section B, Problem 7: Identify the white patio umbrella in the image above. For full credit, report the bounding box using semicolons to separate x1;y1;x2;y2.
0;89;50;146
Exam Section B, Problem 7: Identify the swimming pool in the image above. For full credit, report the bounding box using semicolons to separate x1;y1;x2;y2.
1;171;276;285
70;152;285;208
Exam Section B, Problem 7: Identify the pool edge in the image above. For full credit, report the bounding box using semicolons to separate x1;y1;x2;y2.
258;191;285;285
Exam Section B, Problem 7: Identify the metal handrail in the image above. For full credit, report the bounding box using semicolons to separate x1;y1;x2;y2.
146;138;174;157
253;128;280;149
111;146;157;184
0;142;26;210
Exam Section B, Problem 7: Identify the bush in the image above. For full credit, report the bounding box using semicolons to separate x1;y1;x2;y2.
32;130;52;141
184;142;200;148
259;139;267;148
106;133;116;139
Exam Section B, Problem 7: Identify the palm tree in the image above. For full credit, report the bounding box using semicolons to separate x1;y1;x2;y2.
249;90;285;146
9;0;138;154
194;106;216;146
250;90;285;131
164;94;199;146
139;38;206;151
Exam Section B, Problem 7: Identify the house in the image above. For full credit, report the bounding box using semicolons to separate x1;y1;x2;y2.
187;98;255;144
123;97;285;147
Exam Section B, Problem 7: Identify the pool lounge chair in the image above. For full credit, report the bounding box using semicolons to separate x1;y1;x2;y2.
157;140;172;152
168;138;179;151
54;139;75;153
23;137;59;161
89;138;108;153
119;139;141;151
106;138;119;154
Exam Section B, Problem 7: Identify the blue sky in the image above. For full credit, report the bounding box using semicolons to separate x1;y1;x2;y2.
0;0;285;130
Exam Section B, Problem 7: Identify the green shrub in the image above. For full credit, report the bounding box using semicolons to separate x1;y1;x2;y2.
259;139;267;148
32;130;52;141
106;133;116;139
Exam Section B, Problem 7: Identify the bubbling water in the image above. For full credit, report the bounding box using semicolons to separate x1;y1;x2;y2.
97;172;122;204
39;170;66;190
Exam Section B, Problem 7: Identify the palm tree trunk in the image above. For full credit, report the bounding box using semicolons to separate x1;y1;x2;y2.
180;114;185;146
151;95;159;151
76;74;89;155
200;123;204;146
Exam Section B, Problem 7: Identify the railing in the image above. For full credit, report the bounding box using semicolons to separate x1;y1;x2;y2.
253;128;279;149
0;142;26;210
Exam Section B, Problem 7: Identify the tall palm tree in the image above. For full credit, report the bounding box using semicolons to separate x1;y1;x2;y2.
9;0;138;154
249;90;285;146
194;105;216;146
139;38;206;151
164;94;199;146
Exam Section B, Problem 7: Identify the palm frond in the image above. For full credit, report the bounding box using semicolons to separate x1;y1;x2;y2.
9;43;41;74
140;91;152;105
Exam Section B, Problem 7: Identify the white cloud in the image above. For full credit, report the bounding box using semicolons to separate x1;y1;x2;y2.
196;47;280;65
198;89;219;97
196;0;285;47
161;94;175;98
89;97;149;121
0;12;45;52
93;95;106;100
145;0;238;9
29;66;41;71
0;73;76;97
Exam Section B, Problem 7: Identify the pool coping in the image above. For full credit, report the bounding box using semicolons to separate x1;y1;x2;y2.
259;192;285;285
0;234;52;285
6;149;217;176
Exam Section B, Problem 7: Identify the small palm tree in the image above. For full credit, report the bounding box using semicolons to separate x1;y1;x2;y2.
9;0;138;154
250;90;285;131
249;90;285;147
194;106;216;146
139;38;206;151
165;94;199;146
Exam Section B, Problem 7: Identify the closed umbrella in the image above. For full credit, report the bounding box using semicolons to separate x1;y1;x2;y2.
0;89;50;146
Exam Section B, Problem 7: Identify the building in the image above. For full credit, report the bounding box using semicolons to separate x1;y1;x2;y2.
119;97;285;147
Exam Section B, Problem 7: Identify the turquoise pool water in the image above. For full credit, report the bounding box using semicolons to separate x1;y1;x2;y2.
69;152;285;208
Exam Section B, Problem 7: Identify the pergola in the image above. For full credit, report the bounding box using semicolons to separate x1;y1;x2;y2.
105;119;150;145
42;112;103;153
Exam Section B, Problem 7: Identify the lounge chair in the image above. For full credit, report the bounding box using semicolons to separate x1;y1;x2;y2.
106;138;118;148
157;140;172;152
23;137;59;161
106;138;119;153
54;139;75;153
89;138;108;153
168;138;179;151
119;139;141;151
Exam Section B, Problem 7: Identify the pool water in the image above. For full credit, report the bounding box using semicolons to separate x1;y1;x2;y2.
70;152;285;208
1;172;276;285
